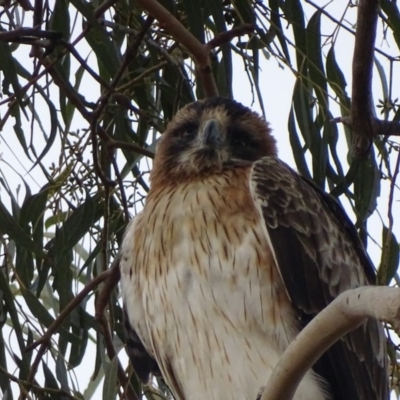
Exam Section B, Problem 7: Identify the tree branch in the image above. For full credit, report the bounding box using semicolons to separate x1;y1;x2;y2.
350;0;379;155
260;286;400;400
135;0;254;98
136;0;218;97
26;267;114;352
333;1;400;148
333;116;400;136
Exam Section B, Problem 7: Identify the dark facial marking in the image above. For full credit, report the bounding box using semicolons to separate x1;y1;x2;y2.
170;120;199;140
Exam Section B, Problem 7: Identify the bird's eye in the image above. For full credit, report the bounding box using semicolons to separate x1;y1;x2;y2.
232;137;249;147
176;122;198;139
230;129;252;148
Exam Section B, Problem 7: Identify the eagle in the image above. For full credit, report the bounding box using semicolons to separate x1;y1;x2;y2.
120;97;388;400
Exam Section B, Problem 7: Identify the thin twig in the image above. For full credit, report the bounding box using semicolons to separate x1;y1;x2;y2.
305;0;397;60
0;27;62;41
93;259;135;398
95;258;121;320
332;116;400;136
111;158;130;221
117;60;168;92
108;138;155;159
0;365;80;399
26;268;114;352
206;24;254;50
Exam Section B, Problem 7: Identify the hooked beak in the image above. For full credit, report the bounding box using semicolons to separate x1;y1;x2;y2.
201;119;222;147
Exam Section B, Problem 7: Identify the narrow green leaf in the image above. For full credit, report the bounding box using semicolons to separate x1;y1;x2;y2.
374;56;389;102
292;78;314;151
288;107;311;180
68;308;90;368
0;200;44;257
21;288;56;327
20;186;49;254
56;353;70;391
45;211;68;230
324;110;344;179
353;152;380;223
330;160;360;198
269;0;291;62
43;361;60;390
283;0;306;73
0;31;24;109
0;326;13;399
20;288;76;342
0;272;27;378
50;192;101;254
232;0;255;23
306;11;328;108
103;356;118;400
380;0;400;50
50;0;71;124
65;62;86;129
10;107;31;160
206;0;232;98
68;0;119;80
326;47;350;113
182;0;204;42
378;227;400;285
16;247;34;287
29;88;59;170
50;0;71;41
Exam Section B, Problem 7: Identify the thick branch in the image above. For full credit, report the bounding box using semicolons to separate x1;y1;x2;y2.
351;0;379;155
136;0;217;97
135;0;254;98
261;286;400;400
0;27;62;42
333;116;400;136
334;1;400;144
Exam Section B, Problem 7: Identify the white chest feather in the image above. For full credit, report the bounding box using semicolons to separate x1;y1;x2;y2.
121;173;330;400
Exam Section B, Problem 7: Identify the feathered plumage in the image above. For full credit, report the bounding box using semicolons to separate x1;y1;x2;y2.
120;97;388;400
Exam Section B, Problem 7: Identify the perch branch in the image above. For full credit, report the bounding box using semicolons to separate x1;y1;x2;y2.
334;1;400;149
260;286;400;400
136;0;254;98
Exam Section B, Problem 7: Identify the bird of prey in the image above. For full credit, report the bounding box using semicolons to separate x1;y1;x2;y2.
120;97;388;400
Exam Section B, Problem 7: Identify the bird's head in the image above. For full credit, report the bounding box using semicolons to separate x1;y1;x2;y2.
150;98;277;185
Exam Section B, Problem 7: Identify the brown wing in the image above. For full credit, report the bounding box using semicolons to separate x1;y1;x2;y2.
250;156;388;400
123;306;161;383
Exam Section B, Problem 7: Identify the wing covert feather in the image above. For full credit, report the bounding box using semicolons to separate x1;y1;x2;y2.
121;217;162;385
250;157;388;400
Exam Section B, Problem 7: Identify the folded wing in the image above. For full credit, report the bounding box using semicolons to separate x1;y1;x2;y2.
250;156;388;400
